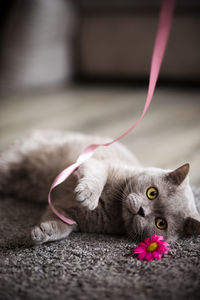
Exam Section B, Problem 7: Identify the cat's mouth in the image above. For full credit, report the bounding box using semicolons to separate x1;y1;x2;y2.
130;222;146;242
127;210;147;242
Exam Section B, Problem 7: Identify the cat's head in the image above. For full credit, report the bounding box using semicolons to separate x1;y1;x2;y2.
122;163;200;242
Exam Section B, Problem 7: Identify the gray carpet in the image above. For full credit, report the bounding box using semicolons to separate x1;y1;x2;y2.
0;189;200;300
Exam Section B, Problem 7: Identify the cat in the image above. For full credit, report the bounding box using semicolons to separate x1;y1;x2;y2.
0;130;200;245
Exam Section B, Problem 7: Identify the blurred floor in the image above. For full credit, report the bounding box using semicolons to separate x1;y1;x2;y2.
0;86;199;185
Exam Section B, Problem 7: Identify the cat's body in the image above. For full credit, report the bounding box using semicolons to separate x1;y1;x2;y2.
0;130;200;244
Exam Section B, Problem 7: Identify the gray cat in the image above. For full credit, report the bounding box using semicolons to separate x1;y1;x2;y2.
0;130;200;244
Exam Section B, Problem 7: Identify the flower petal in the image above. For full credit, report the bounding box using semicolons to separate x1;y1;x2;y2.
152;251;162;260
144;237;150;245
145;252;153;261
134;247;146;254
156;235;164;241
157;244;168;254
138;252;147;260
138;242;147;248
150;235;159;242
159;241;170;247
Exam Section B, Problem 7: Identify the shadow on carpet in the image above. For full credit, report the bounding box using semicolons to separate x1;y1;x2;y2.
0;189;200;300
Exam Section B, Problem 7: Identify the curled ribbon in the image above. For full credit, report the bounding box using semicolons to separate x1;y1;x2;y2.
48;0;176;225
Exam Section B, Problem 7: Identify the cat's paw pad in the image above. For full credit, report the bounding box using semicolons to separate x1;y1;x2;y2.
74;181;99;210
31;221;56;244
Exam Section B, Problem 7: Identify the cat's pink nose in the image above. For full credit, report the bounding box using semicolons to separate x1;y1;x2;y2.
138;207;145;217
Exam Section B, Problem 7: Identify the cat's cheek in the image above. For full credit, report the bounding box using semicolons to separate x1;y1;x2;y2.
126;194;140;214
164;227;180;242
134;216;158;238
122;202;133;218
122;206;130;222
165;234;178;242
136;215;146;227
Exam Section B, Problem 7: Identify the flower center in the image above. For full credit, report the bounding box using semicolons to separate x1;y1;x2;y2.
147;242;158;252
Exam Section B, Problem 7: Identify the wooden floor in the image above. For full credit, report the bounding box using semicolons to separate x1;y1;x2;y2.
0;86;200;185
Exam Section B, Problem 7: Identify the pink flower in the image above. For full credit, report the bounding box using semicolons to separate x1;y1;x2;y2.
133;235;169;261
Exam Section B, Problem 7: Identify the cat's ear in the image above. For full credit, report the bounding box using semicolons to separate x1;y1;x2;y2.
184;217;200;236
165;163;190;186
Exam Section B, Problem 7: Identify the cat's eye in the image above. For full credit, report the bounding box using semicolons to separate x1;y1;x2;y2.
155;217;167;230
146;187;158;200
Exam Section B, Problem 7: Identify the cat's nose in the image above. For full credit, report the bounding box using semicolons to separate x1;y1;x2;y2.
137;206;145;217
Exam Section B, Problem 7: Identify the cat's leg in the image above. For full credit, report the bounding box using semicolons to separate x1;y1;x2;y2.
74;158;108;210
31;206;77;245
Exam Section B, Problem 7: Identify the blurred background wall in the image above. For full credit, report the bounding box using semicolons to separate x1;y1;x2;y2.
0;0;76;93
0;0;199;184
0;0;199;94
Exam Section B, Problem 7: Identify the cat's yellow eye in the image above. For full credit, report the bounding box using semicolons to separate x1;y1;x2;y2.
146;187;158;200
155;217;167;230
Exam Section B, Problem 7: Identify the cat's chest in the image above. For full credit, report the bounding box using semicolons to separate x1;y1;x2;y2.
74;187;126;235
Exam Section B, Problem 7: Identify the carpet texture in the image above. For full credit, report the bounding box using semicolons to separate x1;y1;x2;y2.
0;189;200;300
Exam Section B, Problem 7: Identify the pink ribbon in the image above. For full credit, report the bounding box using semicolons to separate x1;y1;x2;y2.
48;0;176;225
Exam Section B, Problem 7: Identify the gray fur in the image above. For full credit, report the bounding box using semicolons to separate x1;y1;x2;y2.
0;130;199;244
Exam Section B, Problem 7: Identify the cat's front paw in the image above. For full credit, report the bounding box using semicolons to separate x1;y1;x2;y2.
31;221;57;245
74;181;100;210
